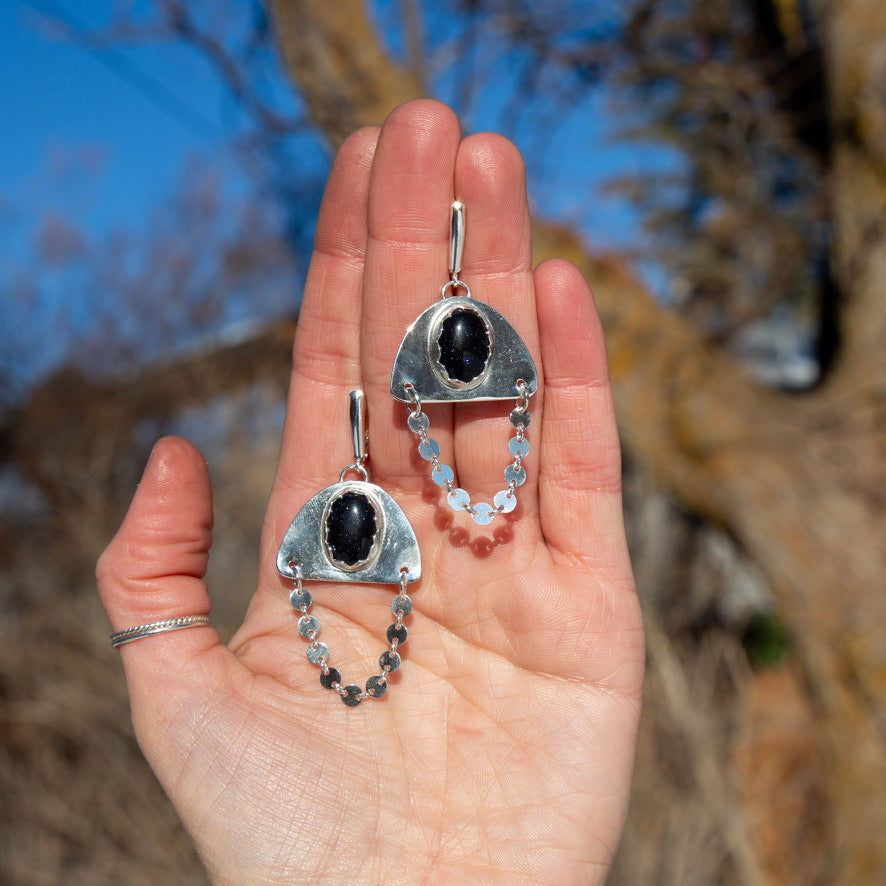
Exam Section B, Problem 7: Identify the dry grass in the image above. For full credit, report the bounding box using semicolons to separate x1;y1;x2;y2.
0;594;208;886
0;379;827;884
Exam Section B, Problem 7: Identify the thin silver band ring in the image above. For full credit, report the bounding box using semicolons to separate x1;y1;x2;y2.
110;614;211;648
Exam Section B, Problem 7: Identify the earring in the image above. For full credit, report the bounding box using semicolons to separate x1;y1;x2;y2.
390;202;538;525
276;391;421;706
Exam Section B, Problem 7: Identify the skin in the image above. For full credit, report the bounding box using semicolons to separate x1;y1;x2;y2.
96;100;645;886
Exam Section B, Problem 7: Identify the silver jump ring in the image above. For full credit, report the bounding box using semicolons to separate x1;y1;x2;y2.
339;461;370;482
515;378;530;412
403;382;422;413
440;278;472;300
110;614;211;648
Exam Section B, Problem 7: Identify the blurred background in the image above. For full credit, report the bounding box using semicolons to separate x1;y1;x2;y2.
1;1;884;883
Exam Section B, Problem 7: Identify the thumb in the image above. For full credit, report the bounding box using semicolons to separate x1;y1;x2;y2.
96;435;219;683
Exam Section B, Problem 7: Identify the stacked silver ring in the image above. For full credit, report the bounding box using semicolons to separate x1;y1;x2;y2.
110;614;210;648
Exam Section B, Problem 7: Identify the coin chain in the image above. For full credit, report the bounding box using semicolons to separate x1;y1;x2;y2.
402;381;531;525
288;565;413;707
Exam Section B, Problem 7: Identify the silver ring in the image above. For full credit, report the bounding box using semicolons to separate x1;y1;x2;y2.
110;614;211;648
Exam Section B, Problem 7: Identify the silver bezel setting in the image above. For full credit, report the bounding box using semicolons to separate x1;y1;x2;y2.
390;295;538;403
429;300;495;391
321;483;385;573
277;481;421;585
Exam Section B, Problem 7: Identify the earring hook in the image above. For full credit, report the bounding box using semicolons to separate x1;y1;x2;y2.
340;390;370;481
349;389;368;464
449;201;465;280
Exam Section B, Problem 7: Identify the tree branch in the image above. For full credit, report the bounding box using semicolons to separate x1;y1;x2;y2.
268;0;424;147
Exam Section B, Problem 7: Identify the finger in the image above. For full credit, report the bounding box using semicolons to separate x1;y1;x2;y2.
95;436;233;703
454;133;533;324
360;99;462;486
265;126;379;557
534;259;633;580
447;132;540;515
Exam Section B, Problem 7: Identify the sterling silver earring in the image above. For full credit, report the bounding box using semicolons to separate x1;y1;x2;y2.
277;391;420;706
390;202;538;525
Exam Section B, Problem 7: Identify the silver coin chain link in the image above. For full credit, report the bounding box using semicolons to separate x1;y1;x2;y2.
287;564;413;707
402;381;531;525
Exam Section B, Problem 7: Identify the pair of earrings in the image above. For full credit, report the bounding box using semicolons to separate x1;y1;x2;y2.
276;203;538;705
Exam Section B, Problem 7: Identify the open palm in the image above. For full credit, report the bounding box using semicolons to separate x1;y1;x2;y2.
97;100;644;886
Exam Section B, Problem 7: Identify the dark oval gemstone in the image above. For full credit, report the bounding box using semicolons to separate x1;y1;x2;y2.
436;308;491;384
325;491;378;568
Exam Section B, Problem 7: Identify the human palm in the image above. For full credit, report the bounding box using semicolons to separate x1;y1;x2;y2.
97;100;644;885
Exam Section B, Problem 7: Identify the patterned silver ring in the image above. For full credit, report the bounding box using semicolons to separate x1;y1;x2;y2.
110;614;211;648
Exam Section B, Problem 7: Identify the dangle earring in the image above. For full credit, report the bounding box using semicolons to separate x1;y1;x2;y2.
390;201;538;525
276;391;421;706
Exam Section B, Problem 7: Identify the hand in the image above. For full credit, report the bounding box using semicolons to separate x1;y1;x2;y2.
96;100;644;886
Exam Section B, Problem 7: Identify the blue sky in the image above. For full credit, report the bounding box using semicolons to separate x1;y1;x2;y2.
0;0;295;393
1;1;233;237
1;1;654;245
1;0;663;397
